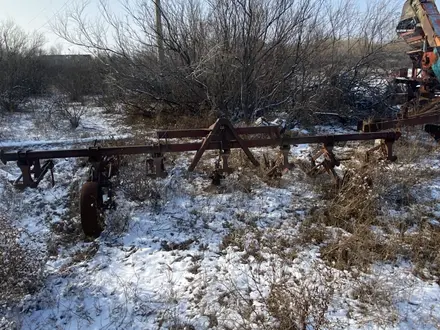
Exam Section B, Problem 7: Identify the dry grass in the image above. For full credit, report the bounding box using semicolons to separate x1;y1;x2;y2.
320;227;400;272
125;110;217;131
220;225;299;264
0;217;45;305
266;276;332;330
402;225;440;282
350;276;399;326
218;263;335;330
297;219;329;246
394;128;438;163
214;136;440;329
300;141;440;278
310;163;383;233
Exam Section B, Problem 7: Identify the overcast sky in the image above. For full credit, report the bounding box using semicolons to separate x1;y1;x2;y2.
0;0;427;53
0;0;105;53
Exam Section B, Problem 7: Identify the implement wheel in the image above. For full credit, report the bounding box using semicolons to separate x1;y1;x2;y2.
80;181;103;238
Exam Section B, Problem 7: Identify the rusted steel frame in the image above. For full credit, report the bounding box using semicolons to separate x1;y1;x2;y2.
359;114;440;132
0;141;270;164
265;145;295;178
188;118;260;171
0;132;401;164
220;149;232;173
216;119;260;167
365;139;398;162
280;131;401;144
188;124;220;172
308;146;340;175
156;125;281;139
15;159;54;188
309;145;342;186
87;156;119;211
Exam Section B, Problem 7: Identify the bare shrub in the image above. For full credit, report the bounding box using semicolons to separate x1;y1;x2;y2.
308;143;440;276
150;111;218;130
220;263;334;330
320;227;400;272
351;276;399;326
52;0;401;123
0;20;45;112
402;224;440;281
0;217;45;305
50;96;87;129
44;54;101;103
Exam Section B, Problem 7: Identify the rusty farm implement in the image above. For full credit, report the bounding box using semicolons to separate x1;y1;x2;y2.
0;118;401;237
358;1;440;136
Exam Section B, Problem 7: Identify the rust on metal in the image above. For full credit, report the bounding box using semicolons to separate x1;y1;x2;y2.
358;113;440;133
307;144;343;187
80;181;103;238
0;124;401;189
265;145;295;178
0;118;402;237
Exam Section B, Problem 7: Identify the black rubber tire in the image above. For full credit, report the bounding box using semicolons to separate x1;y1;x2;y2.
80;181;103;238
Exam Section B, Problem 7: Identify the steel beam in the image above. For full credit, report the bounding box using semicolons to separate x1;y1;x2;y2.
1;131;401;165
359;114;440;132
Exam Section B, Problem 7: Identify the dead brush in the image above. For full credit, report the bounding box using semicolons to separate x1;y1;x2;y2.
220;225;300;263
124;107;217;131
311;152;431;232
0;177;22;215
220;263;335;330
395;128;438;163
266;277;332;330
297;218;329;246
320;226;401;272
401;224;440;282
196;150;264;192
309;154;430;272
0;217;45;305
350;276;399;326
311;163;381;233
224;173;255;194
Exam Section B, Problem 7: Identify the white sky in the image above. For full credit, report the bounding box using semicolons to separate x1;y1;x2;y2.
0;0;106;53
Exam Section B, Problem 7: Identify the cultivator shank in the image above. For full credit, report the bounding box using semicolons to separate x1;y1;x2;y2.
13;158;54;189
0;118;401;237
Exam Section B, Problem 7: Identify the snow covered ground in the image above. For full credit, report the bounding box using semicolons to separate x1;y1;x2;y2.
1;104;440;329
0;98;133;150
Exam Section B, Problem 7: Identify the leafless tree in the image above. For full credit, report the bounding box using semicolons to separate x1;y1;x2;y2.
51;0;403;123
0;20;45;112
